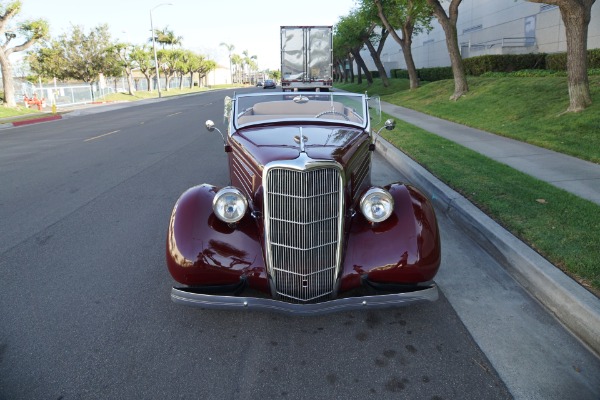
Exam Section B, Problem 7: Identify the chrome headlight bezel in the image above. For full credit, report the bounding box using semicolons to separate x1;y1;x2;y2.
360;187;394;223
212;187;248;223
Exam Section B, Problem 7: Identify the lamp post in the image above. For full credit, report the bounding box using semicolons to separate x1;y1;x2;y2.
150;3;172;98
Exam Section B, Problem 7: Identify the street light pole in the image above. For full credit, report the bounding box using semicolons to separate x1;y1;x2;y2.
150;3;172;98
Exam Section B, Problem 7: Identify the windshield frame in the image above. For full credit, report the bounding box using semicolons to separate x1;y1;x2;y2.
230;92;370;133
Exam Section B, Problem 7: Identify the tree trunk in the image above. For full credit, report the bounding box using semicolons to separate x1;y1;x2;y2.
399;36;419;89
428;0;468;100
374;1;419;89
364;36;390;87
145;74;152;92
526;0;595;111
189;72;194;89
341;62;347;82
353;50;373;85
125;67;135;95
356;57;363;85
561;2;593;112
164;73;171;91
0;52;16;107
441;20;468;99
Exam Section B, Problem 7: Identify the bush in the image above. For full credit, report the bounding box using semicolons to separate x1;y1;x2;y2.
590;49;600;68
546;48;600;70
463;54;547;76
391;69;409;79
546;52;568;71
418;66;454;82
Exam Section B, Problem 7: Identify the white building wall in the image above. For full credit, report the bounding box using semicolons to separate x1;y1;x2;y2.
361;0;600;73
205;65;230;86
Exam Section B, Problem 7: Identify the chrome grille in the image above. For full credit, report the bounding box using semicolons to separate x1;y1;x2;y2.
265;166;342;302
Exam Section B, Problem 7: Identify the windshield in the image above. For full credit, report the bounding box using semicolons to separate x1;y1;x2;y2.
232;92;368;130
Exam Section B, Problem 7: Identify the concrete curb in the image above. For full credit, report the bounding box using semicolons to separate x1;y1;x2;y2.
376;136;600;356
11;114;62;126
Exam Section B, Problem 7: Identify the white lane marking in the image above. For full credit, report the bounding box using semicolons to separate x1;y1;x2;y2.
84;130;121;142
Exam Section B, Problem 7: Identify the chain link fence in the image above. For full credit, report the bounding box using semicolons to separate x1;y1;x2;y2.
11;75;195;109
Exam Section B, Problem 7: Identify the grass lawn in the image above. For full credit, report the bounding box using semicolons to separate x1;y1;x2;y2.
339;76;600;163
102;84;242;102
338;77;600;294
0;105;42;120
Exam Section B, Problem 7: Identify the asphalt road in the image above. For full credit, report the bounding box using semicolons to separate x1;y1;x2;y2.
0;89;596;399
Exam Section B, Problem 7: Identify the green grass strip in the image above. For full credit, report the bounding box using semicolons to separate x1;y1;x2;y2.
373;114;600;294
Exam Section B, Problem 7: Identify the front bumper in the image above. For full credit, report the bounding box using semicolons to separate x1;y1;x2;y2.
171;283;438;316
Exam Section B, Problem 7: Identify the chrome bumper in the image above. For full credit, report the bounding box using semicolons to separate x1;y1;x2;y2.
171;284;438;316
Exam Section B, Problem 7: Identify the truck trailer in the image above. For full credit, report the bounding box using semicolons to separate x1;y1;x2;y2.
280;26;333;92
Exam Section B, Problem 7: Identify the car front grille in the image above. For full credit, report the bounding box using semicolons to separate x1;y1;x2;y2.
265;166;343;303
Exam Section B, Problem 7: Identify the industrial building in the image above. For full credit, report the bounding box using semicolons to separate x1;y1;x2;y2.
361;0;600;73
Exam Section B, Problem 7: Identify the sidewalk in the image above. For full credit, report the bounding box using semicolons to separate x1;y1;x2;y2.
378;100;600;357
0;100;144;130
381;102;600;205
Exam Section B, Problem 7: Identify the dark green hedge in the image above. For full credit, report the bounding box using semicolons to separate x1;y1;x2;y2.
463;54;547;76
418;67;454;81
387;50;600;81
390;67;452;82
359;71;380;79
390;69;409;79
546;48;600;70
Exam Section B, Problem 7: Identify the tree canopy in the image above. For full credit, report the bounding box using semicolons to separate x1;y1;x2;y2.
0;0;49;106
30;24;120;85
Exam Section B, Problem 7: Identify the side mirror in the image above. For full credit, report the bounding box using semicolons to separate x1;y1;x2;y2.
384;119;395;131
205;120;230;152
371;119;396;152
206;120;216;132
375;119;396;136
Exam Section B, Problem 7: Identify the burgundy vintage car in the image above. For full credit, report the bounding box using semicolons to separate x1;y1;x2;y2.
166;92;441;314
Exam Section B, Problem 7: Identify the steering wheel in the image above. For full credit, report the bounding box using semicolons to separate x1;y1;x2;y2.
315;110;350;121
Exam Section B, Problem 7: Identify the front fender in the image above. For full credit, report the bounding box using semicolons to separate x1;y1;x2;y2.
340;183;441;291
166;184;267;291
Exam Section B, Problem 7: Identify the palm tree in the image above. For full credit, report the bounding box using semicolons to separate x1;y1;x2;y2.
241;50;257;84
231;53;243;84
149;26;182;49
219;42;235;84
164;30;183;49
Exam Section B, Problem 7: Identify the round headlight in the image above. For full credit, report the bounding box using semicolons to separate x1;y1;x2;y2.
360;188;394;223
212;187;248;223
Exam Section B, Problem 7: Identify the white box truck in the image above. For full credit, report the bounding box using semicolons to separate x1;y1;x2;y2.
280;26;333;92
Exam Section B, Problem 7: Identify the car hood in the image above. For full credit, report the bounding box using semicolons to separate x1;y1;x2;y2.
232;125;367;167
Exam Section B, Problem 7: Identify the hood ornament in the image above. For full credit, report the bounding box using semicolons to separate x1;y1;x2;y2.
294;127;307;153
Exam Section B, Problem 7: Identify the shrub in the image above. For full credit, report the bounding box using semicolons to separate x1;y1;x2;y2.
546;48;600;70
463;54;547;76
589;49;600;68
417;66;454;82
546;52;568;71
391;69;409;79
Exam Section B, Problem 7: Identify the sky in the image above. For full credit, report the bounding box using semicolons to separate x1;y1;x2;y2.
17;0;358;71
